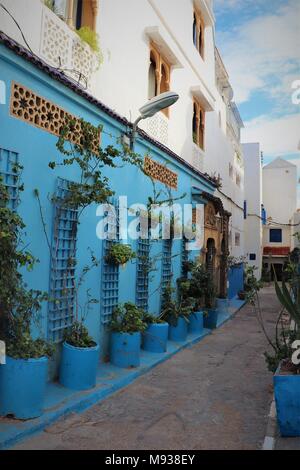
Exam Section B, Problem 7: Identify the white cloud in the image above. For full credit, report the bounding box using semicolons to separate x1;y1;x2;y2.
242;113;300;156
217;0;300;104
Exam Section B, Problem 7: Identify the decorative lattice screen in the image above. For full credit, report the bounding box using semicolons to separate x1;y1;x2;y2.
136;238;150;311
144;156;178;189
48;178;78;342
100;202;119;325
0;147;20;210
161;239;172;293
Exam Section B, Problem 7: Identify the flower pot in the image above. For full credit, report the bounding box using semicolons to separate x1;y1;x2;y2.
59;342;100;391
110;332;141;368
188;311;204;334
142;323;169;353
168;317;188;342
0;356;48;419
203;308;219;330
274;363;300;436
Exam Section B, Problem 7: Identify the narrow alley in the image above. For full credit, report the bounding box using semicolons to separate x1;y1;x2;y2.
14;287;278;450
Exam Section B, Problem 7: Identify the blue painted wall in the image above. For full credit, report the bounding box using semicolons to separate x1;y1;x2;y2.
228;264;244;299
0;44;215;366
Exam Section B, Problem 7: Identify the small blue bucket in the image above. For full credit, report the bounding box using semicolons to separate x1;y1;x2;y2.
142;323;169;353
0;356;48;419
110;332;141;368
203;308;219;329
59;342;100;391
188;311;204;334
168;316;188;342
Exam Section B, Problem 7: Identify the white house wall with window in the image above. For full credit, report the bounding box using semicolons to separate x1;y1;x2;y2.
262;157;297;279
0;0;245;257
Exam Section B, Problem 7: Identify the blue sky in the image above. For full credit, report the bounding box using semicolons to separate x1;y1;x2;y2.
214;0;300;202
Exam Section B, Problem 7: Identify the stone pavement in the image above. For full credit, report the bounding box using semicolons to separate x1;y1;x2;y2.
14;287;279;450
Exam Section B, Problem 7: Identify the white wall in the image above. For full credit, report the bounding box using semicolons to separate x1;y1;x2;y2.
263;160;297;226
243;142;262;278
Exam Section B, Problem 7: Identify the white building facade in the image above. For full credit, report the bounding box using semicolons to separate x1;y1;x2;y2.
262;157;297;279
242;143;263;279
0;0;245;257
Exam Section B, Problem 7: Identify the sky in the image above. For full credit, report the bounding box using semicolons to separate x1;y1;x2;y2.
214;0;300;203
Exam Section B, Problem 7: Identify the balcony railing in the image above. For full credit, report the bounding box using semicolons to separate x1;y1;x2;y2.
40;7;96;89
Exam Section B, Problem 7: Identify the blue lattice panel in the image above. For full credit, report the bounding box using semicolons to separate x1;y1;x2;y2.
136;238;150;311
181;237;189;277
0;147;20;210
48;178;78;342
100;202;119;324
161;239;172;293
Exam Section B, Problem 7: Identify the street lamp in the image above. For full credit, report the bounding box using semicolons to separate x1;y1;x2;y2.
130;91;179;148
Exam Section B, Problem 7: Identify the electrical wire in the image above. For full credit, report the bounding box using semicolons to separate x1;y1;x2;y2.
0;2;34;54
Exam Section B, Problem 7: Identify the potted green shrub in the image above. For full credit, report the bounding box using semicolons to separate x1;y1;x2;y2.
272;274;300;436
161;284;192;342
0;178;53;419
105;243;136;266
109;303;147;368
142;313;169;353
59;258;100;391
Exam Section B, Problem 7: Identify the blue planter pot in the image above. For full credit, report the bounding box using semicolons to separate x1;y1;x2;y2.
168;317;188;342
274;364;300;436
110;332;141;368
0;356;48;419
59;342;100;391
188;311;204;334
203;308;219;329
142;323;169;353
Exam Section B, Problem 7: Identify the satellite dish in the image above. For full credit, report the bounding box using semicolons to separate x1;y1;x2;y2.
139;91;179;118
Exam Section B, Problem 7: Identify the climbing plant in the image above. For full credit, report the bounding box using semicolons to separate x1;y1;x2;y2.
0;176;53;359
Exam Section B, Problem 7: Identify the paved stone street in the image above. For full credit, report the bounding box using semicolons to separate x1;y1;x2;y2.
14;287;279;450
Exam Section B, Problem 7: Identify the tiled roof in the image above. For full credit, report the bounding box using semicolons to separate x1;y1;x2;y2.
0;31;216;188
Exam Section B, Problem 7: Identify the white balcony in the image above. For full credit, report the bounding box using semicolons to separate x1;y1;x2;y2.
40;7;96;89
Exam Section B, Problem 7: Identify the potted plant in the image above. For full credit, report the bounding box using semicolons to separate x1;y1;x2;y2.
0;179;53;419
142;313;169;353
109;303;147;368
272;275;300;436
201;270;218;330
59;259;100;391
0;290;53;420
183;263;207;334
60;321;99;391
238;290;246;300
161;284;192;342
105;243;136;266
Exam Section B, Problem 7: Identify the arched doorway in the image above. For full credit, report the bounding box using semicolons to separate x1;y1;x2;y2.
206;238;216;277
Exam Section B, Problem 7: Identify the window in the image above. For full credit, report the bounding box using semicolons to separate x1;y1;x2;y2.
193;8;205;59
249;253;256;261
236;173;241;187
53;0;98;31
229;163;233;179
270;229;282;243
235;232;240;246
192;99;205;150
148;44;171;116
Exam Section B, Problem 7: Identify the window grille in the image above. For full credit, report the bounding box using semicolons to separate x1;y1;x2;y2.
48;178;78;342
0;147;20;210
